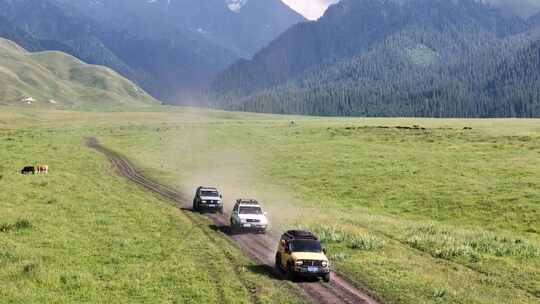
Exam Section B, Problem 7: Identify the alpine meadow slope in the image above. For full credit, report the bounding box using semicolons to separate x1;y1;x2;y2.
0;38;157;109
211;0;540;117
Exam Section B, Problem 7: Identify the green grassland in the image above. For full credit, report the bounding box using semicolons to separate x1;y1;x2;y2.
99;114;540;303
0;108;306;304
0;38;157;110
1;106;539;303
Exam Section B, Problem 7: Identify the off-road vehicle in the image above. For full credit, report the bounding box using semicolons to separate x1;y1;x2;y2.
275;230;331;282
230;199;268;234
193;186;223;213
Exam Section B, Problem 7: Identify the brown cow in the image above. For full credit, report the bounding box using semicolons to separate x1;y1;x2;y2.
36;164;49;174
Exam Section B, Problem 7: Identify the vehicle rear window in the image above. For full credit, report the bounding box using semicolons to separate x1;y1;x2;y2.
291;240;322;253
239;206;262;214
201;190;219;197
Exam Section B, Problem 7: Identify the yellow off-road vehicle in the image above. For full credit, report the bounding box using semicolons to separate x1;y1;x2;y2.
275;230;331;282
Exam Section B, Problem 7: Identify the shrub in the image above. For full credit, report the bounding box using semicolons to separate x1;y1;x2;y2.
314;225;347;244
0;219;32;233
434;245;479;260
23;263;37;274
46;198;57;205
295;224;386;251
349;234;385;251
406;226;540;261
433;288;447;299
0;224;8;232
329;252;349;262
14;219;32;230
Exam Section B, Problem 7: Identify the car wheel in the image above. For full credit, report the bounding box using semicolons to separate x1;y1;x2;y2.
323;273;331;283
218;207;224;214
230;220;237;234
287;262;296;281
275;254;282;272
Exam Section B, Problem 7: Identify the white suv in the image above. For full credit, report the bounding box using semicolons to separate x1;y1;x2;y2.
230;199;269;234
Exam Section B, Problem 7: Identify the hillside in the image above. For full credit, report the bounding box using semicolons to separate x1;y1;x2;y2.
0;0;304;102
211;0;540;117
0;38;157;109
486;37;540;116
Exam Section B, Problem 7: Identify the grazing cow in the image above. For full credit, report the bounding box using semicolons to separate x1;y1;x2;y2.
21;166;35;175
36;164;49;174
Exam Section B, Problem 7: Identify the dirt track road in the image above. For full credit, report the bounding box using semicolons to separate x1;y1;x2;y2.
87;138;379;304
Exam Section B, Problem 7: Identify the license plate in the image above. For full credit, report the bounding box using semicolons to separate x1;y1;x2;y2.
243;224;251;228
208;204;216;207
307;266;318;272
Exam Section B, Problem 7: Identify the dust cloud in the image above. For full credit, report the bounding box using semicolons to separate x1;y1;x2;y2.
170;123;305;234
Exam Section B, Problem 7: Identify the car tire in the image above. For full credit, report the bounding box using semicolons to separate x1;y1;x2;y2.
230;220;237;235
192;199;198;211
218;207;224;214
287;262;296;282
323;273;331;283
275;254;282;273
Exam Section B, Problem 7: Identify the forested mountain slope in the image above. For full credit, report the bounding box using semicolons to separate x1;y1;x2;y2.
486;37;540;116
212;0;540;117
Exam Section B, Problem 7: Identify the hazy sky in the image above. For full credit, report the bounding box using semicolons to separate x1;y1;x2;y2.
281;0;340;20
282;0;540;19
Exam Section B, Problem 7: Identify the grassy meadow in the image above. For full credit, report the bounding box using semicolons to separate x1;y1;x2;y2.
0;107;306;304
1;106;539;303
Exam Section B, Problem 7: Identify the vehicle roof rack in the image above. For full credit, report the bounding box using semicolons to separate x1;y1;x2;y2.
236;199;259;205
285;230;318;240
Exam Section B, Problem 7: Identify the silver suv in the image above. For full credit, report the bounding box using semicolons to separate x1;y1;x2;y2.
230;199;269;234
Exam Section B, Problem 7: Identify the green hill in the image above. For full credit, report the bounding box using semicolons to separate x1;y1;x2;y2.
0;38;158;110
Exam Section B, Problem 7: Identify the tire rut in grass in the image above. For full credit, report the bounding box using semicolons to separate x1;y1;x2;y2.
184;211;261;304
86;137;378;304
